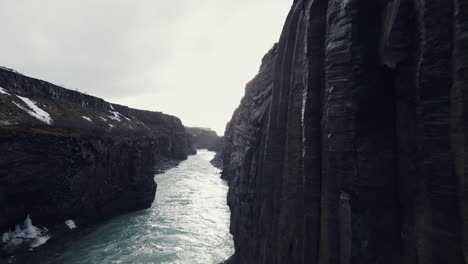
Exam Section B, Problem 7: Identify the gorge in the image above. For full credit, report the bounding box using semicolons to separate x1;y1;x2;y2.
0;67;194;260
1;0;467;263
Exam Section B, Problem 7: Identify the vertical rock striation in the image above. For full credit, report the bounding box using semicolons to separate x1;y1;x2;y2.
222;45;277;262
222;0;468;263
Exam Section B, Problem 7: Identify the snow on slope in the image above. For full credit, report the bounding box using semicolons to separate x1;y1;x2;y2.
108;110;123;122
82;116;92;122
13;95;53;125
0;87;10;95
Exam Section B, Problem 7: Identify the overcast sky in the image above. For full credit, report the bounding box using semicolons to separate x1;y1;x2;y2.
0;0;291;135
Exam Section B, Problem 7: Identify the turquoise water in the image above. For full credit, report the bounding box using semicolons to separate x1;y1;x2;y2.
57;150;233;264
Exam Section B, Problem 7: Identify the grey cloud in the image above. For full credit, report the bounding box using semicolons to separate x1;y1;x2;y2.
0;0;291;134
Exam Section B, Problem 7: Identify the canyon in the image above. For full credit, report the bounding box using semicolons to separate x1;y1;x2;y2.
0;67;195;256
1;0;467;263
221;0;468;263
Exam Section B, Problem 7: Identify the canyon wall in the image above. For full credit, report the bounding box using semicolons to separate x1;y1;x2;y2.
185;126;224;167
185;127;223;151
0;67;192;233
222;0;468;263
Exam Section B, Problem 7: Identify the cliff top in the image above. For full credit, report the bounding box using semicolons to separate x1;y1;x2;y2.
0;67;184;138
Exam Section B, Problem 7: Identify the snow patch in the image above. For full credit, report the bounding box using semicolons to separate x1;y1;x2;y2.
108;110;123;122
81;116;92;122
100;117;107;122
1;215;50;249
13;96;53;125
0;87;10;95
0;120;11;126
109;124;114;128
64;220;77;230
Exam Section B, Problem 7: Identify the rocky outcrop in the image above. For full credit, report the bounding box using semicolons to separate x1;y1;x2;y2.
209;147;224;169
209;137;225;169
222;1;468;264
0;68;193;253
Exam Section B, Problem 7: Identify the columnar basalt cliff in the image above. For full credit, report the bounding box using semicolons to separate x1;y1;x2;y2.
222;1;468;263
0;68;193;248
221;44;276;181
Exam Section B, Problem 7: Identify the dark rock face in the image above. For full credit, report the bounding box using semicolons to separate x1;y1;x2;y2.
0;128;157;229
221;44;277;263
221;44;276;181
213;46;277;172
210;148;224;169
186;133;198;155
207;136;224;152
0;69;192;237
185;127;223;151
222;1;468;263
209;137;225;169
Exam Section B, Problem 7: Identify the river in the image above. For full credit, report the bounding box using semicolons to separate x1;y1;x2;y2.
56;150;233;264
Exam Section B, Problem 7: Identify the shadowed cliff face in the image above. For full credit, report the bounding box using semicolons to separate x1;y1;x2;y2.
222;0;468;263
185;127;223;151
0;128;159;229
0;69;193;239
185;127;224;168
221;44;276;263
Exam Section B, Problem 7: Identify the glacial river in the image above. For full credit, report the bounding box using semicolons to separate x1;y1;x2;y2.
57;150;234;264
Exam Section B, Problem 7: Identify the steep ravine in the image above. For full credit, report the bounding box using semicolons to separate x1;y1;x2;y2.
222;1;468;264
0;67;194;258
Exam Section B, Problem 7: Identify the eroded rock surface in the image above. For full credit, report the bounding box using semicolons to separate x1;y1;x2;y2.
222;1;468;263
0;68;193;249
